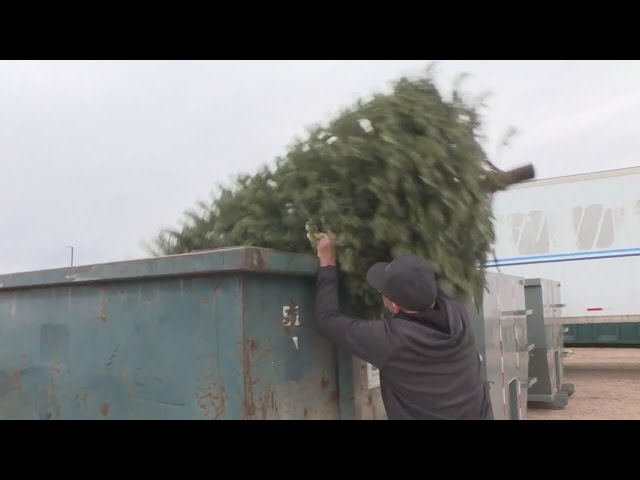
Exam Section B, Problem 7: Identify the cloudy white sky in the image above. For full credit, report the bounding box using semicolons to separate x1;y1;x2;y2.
2;60;640;274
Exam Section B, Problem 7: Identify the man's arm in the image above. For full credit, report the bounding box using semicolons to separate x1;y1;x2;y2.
315;265;393;368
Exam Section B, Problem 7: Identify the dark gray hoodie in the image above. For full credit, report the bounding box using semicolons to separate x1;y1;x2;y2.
315;266;493;420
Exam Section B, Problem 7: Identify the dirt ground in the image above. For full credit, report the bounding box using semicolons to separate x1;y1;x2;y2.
527;347;640;420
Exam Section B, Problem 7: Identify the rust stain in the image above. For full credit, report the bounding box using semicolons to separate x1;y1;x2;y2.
196;382;228;420
243;337;259;419
254;249;266;271
329;390;339;403
321;374;330;390
217;386;228;419
197;393;213;417
247;339;258;352
244;248;266;271
367;394;373;406
304;407;309;418
200;299;209;305
55;404;61;417
83;393;89;410
100;401;110;417
258;386;276;419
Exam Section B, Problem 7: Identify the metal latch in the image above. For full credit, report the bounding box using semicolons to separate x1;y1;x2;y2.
550;303;566;308
519;343;535;354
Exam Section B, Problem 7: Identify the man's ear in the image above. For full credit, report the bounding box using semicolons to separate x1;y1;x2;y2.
389;301;400;314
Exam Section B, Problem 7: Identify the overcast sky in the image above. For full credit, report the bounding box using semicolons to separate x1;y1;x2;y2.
2;60;640;274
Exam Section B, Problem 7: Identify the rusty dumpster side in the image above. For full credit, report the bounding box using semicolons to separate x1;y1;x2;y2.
0;247;348;420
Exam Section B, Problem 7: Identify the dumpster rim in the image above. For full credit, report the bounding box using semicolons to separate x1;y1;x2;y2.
0;246;320;290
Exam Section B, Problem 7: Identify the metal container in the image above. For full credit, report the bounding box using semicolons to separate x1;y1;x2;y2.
498;273;535;419
0;248;346;420
0;247;538;420
469;271;533;420
564;323;640;346
524;278;575;409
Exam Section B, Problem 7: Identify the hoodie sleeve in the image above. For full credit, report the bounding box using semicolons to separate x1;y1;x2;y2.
314;266;393;368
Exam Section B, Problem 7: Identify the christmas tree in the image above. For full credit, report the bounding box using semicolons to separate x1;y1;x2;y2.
150;66;533;318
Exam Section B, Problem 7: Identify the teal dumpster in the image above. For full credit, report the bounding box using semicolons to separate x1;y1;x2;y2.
0;247;536;420
564;323;640;346
0;247;352;420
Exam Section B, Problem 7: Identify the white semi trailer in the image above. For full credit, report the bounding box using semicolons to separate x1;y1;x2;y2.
487;166;640;327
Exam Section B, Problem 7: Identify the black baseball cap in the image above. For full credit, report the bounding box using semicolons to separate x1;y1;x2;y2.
366;255;438;311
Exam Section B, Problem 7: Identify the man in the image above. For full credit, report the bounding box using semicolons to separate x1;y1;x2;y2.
314;232;493;420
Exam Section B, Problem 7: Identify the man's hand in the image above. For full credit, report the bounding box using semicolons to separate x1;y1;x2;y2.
316;231;337;267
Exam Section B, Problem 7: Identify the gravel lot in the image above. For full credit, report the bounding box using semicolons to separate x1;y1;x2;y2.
527;347;640;420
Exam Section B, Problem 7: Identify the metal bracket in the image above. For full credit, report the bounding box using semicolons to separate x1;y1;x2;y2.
519;344;535;355
501;309;532;317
